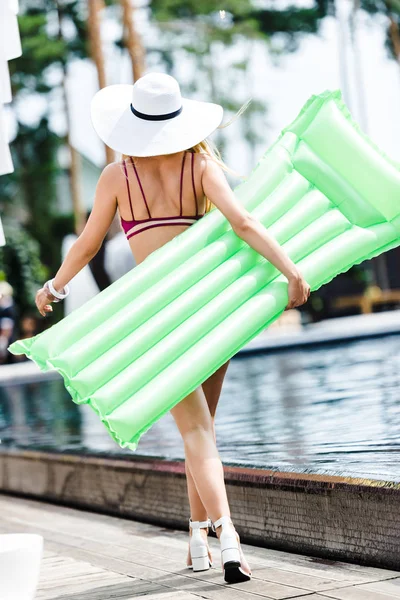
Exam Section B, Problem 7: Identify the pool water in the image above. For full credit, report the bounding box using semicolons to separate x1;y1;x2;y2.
1;335;399;482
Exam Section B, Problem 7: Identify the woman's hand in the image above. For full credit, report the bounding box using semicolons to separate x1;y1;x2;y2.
286;272;311;309
35;285;55;317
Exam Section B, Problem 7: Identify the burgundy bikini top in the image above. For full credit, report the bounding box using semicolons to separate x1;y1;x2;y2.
120;151;204;240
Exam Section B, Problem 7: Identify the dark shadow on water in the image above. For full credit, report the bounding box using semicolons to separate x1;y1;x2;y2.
0;378;82;448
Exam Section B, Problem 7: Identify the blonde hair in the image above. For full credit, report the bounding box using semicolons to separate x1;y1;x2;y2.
121;99;251;213
187;138;236;213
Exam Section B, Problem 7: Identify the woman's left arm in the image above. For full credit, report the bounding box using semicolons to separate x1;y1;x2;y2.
36;164;118;316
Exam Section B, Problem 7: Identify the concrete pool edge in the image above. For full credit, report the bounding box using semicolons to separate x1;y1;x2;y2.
0;448;398;570
242;309;400;354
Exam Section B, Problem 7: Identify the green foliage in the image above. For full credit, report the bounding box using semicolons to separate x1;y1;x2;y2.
11;1;89;93
51;213;76;242
0;118;63;274
0;221;47;315
149;0;328;45
150;0;252;22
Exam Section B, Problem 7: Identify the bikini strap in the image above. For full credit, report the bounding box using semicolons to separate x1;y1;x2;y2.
122;159;135;220
191;151;198;217
130;157;151;219
179;151;187;217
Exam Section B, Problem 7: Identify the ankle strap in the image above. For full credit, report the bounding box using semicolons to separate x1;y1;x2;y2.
189;518;211;529
211;515;232;532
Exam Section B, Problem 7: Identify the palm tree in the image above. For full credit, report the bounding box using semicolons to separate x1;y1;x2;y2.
88;0;115;165
120;0;145;81
55;0;85;234
388;14;400;64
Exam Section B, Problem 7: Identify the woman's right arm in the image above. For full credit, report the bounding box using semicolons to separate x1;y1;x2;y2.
201;157;310;309
35;163;118;316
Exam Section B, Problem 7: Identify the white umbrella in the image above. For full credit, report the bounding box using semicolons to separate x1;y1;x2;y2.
0;1;21;61
8;0;20;16
0;0;22;246
0;60;12;104
0;105;13;176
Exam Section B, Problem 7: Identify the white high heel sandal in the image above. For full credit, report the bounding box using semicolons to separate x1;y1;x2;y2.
211;516;252;584
187;518;213;572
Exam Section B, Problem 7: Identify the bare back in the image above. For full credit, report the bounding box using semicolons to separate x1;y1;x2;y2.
111;151;207;265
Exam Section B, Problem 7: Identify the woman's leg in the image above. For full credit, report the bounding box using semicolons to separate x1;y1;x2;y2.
170;382;230;523
170;369;251;576
185;361;230;522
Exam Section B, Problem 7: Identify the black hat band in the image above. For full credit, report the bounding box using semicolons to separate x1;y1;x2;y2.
130;104;183;121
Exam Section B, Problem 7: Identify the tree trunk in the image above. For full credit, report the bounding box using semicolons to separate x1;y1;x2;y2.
56;1;85;235
67;111;86;235
88;0;115;164
120;0;145;81
389;15;400;63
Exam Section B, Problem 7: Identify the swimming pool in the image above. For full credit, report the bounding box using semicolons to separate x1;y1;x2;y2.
1;334;399;482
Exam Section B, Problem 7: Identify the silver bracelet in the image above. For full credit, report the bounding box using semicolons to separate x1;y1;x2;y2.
46;279;70;301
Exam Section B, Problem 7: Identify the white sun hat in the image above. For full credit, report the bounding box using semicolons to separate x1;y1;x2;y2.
90;72;224;157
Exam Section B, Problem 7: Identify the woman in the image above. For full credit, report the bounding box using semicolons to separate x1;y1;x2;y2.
36;73;310;584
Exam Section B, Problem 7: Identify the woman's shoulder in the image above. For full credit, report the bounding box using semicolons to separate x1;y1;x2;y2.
96;161;127;195
192;151;220;176
98;160;127;184
101;160;125;176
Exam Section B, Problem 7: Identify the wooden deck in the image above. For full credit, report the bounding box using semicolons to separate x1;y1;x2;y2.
0;495;399;600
